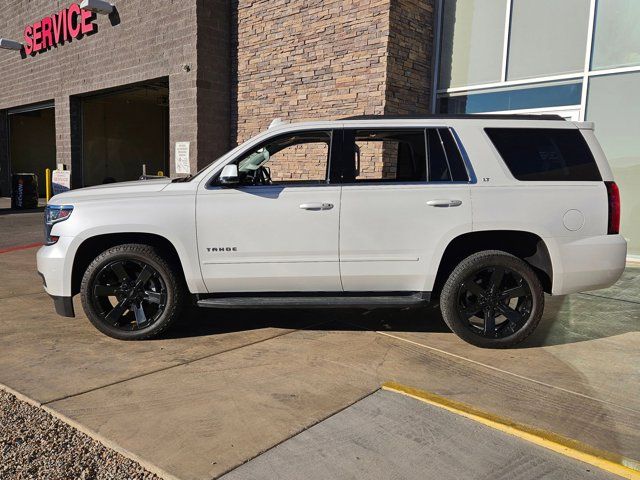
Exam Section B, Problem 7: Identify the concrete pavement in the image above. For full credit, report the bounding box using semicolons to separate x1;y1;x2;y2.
221;389;620;480
0;213;638;479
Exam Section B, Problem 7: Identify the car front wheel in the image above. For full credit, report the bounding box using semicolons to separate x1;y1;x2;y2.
439;250;544;348
80;243;184;340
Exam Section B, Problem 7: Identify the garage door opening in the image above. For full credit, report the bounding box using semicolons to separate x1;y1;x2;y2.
9;104;56;197
81;79;169;187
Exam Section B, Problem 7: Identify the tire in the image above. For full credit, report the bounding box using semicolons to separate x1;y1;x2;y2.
80;243;185;340
439;250;544;348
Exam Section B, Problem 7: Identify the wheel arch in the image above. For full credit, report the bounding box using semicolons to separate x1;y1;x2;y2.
432;230;553;298
71;233;188;296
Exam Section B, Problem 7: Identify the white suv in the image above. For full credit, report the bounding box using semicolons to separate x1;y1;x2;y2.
37;115;627;348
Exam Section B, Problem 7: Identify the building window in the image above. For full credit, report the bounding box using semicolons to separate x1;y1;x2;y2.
438;81;582;114
586;71;640;255
434;0;640;256
438;0;508;89
506;0;590;81
591;0;640;70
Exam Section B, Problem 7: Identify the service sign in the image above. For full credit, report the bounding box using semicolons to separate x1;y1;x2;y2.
52;170;71;196
23;3;96;56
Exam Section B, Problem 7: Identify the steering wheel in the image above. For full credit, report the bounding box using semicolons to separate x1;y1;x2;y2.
257;166;272;185
241;166;272;186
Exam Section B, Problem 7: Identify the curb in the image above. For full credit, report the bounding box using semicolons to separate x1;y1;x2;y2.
383;381;640;480
0;383;181;480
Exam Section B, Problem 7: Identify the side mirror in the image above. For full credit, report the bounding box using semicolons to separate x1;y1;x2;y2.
219;164;239;186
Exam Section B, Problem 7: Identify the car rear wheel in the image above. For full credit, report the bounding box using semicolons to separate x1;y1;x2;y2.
80;243;184;340
439;250;544;348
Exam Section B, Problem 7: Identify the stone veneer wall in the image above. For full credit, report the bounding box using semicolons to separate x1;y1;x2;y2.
231;0;435;180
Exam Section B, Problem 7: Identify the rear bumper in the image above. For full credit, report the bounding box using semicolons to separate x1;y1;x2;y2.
551;234;627;296
50;295;75;317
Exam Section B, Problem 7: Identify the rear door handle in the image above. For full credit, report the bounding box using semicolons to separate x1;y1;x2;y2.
427;199;463;207
299;202;334;211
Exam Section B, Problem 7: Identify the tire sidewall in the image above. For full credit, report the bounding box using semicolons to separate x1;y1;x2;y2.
80;244;182;340
440;251;544;349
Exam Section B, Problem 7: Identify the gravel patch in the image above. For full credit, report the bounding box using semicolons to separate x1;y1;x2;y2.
0;389;161;480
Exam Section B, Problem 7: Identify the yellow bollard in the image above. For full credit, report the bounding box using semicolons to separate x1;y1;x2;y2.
45;168;52;203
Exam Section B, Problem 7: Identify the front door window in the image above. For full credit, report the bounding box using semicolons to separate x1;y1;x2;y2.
232;131;332;186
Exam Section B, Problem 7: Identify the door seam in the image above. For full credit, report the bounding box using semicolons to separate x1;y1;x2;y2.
337;184;345;292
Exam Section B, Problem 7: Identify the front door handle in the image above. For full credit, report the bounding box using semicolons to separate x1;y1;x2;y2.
299;202;334;211
427;199;463;207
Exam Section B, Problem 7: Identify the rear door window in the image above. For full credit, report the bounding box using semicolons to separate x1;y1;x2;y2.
342;129;427;183
485;128;601;181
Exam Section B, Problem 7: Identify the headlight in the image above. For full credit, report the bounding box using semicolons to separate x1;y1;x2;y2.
45;205;74;225
44;205;73;245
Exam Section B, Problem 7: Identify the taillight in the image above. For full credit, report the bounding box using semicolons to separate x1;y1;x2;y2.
605;181;620;235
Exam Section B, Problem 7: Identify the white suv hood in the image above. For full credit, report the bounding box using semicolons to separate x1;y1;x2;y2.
49;178;172;205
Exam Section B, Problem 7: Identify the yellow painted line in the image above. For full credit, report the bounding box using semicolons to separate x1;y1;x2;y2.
382;381;640;480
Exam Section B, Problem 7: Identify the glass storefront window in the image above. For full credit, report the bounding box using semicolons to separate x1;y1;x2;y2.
586;71;640;256
438;0;507;89
438;81;582;114
507;0;590;81
591;0;640;70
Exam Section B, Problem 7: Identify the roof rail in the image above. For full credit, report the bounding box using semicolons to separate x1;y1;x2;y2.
269;118;288;129
342;114;565;121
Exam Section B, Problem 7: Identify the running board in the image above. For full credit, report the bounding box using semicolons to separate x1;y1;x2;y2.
196;292;430;309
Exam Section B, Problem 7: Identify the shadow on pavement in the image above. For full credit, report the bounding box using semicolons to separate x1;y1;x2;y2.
163;305;450;341
164;293;640;349
520;294;640;348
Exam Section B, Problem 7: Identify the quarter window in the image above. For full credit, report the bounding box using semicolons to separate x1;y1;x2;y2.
485;128;602;181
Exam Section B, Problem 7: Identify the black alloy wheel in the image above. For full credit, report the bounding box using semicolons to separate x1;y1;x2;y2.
80;243;184;340
91;259;167;330
456;265;532;339
439;250;544;348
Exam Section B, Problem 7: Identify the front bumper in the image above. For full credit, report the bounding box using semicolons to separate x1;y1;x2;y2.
36;237;74;297
37;237;77;317
50;295;75;317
